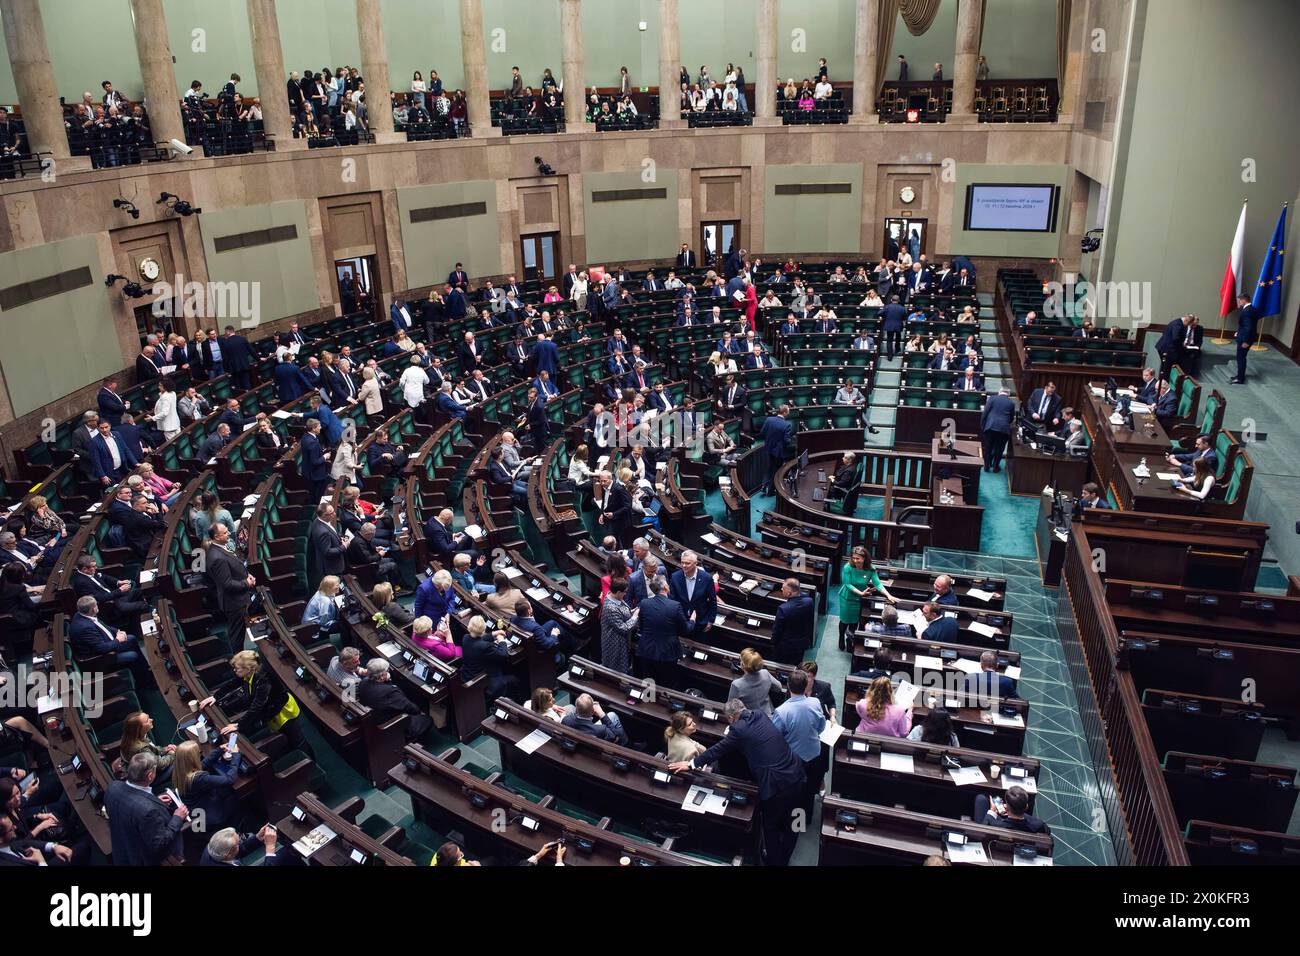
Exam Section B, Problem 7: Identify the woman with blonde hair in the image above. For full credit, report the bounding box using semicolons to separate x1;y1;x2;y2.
24;494;69;549
171;739;240;858
543;285;563;304
371;581;413;628
570;270;589;309
726;648;782;716
412;614;461;661
138;462;181;507
663;710;706;763
855;675;912;738
526;686;570;723
358;364;384;420
303;575;342;635
200;649;314;759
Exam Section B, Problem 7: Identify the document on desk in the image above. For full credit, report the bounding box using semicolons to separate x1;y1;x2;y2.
700;532;721;545
501;565;524;579
991;713;1026;729
946;841;989;864
913;654;945;673
36;693;64;715
819;722;845;747
1109;413;1126;426
1013;853;1053;866
967;621;999;639
526;586;551;602
879;752;915;774
947;765;988;787
682;785;724;814
292;823;337;858
1130;402;1151;414
893;680;920;709
137;569;156;585
949;658;983;675
1156;471;1181;481
1004;666;1022;681
1000;774;1037;793
965;588;995;602
375;641;403;658
514;728;551;755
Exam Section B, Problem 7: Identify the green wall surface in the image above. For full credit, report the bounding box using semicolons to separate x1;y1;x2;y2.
480;0;562;89
581;0;659;89
383;0;463;92
885;0;957;79
678;0;756;90
775;0;855;84
949;163;1071;258
197;200;318;327
979;0;1058;79
1106;0;1299;341
763;163;863;254
0;235;120;418
582;169;679;263
396;181;502;290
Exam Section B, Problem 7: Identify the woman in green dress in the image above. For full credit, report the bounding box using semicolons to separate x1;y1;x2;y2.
837;546;898;649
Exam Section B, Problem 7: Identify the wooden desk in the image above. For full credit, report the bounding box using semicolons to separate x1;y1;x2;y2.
391;744;726;866
819;795;1053;866
1111;450;1204;514
843;675;1029;756
274;792;415;866
1009;431;1091;497
1034;493;1070;586
1162;752;1298;833
930;475;982;551
1082;386;1171;499
930;436;983;497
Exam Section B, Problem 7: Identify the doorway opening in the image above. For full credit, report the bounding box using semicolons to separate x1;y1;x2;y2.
883;217;927;261
702;220;740;270
336;255;378;317
521;232;560;285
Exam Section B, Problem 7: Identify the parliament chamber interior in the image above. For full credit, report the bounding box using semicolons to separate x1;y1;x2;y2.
0;0;1297;900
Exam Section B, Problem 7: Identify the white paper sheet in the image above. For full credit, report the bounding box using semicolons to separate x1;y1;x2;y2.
879;751;915;774
514;727;551;754
965;587;995;602
819;722;845;746
967;621;999;638
947;765;988;787
946;841;989;864
1003;666;1022;681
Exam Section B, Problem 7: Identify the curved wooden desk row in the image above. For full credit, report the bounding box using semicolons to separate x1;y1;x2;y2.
390;744;732;866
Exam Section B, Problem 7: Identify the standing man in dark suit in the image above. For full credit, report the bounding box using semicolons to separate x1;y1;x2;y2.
206;523;254;641
273;353;311;404
299;419;331;503
309;502;346;586
881;295;907;359
1024;381;1062;431
635;574;689;688
1231;295;1258;384
980;387;1016;472
669;550;717;638
220;325;253;390
760;404;794;495
594;472;633;548
531;332;559;383
104;752;187;865
444;284;467;320
89;420;138;486
770;578;815;664
1155;315;1193;380
897;55;909;83
677;244;696;269
97;377;129;424
447;262;469;290
668;698;805;866
135;346;163;381
525;387;550;452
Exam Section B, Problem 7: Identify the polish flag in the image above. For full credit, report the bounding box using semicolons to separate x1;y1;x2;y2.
1219;201;1247;317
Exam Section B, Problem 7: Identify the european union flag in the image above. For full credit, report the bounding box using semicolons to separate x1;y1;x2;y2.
1251;205;1287;318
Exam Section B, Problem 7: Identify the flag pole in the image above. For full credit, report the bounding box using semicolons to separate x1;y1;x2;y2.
1213;198;1247;344
1251;200;1287;351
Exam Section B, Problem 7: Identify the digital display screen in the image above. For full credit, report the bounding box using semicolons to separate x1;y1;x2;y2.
964;184;1060;232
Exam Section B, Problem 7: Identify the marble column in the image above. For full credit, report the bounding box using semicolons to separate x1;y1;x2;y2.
754;0;778;122
657;0;682;128
1058;0;1088;123
850;0;880;122
246;0;300;149
0;0;81;167
356;0;400;142
459;0;494;135
951;0;983;120
559;0;585;129
128;0;187;151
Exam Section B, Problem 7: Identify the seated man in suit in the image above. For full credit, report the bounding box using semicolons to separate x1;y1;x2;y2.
1063;418;1087;450
1135;367;1159;405
71;553;150;630
119;495;166;560
770;578;815;665
1166;433;1217;478
356;659;432;742
919;602;958;642
345;522;403;587
510;596;573;659
201;825;299;866
746;346;773;369
973;785;1049;835
1080;481;1111;510
1153;380;1179;429
69;595;143;671
966;650;1017;705
826;452;857;501
434;382;467;420
929;574;962;606
198;423;232;462
424;508;478;565
1024;381;1062;431
957;366;984;392
562;693;629;746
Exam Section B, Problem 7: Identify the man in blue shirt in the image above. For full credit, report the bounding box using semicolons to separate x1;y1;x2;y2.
771;668;826;816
